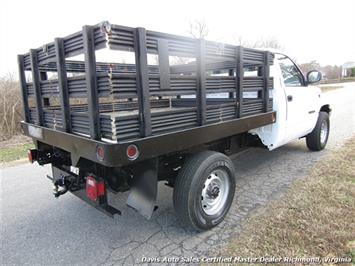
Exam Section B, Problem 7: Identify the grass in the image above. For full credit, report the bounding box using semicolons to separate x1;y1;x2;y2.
0;142;34;163
220;138;355;265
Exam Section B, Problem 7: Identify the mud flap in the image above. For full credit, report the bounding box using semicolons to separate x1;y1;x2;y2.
126;159;158;219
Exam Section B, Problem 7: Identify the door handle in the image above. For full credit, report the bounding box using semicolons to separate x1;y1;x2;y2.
287;95;293;102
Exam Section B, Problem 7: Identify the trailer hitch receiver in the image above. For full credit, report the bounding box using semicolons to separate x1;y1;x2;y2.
50;167;82;198
53;174;70;198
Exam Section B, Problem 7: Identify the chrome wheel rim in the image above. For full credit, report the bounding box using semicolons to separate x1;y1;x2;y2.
320;120;328;144
201;169;230;216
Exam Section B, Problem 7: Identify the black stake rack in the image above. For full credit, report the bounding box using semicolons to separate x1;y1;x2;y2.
18;21;274;144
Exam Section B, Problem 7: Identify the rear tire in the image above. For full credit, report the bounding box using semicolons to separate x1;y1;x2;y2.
306;111;330;151
173;151;236;231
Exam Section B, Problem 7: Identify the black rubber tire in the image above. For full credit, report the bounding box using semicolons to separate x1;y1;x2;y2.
173;150;236;231
306;111;330;151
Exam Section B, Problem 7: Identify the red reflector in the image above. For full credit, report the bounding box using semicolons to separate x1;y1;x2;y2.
86;176;105;201
96;146;104;161
28;150;34;163
127;144;139;160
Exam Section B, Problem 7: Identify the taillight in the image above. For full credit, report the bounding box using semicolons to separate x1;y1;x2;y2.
126;144;139;160
86;176;105;201
28;149;38;163
28;150;34;163
96;146;105;161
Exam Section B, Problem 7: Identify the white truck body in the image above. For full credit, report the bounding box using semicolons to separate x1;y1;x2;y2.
250;52;328;150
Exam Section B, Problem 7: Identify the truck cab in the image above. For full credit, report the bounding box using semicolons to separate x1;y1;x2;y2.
251;51;331;150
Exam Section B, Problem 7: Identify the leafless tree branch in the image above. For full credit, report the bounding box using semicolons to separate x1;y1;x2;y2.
0;73;23;140
188;20;209;39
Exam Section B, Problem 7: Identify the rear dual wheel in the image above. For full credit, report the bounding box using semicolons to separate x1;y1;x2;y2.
173;151;236;231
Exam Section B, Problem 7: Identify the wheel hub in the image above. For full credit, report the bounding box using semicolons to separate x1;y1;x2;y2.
207;184;220;199
201;169;230;216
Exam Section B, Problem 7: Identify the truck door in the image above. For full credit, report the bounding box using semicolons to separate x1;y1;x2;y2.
277;54;319;142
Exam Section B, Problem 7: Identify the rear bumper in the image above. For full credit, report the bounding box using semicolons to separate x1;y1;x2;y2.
21;111;276;167
50;165;121;217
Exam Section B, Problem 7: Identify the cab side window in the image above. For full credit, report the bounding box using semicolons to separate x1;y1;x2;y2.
277;55;304;86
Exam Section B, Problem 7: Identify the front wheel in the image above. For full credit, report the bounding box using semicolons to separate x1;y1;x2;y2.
306;111;330;151
173;151;236;231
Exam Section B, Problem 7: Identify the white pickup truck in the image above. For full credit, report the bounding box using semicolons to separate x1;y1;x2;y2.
20;22;331;231
252;51;330;152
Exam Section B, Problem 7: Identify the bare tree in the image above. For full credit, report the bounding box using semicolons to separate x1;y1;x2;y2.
321;65;341;80
169;20;210;66
0;73;23;140
188;20;209;39
252;37;282;50
299;61;342;79
299;60;321;74
234;36;283;50
234;36;247;46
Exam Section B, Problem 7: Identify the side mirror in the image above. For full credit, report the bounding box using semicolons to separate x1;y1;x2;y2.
307;70;322;84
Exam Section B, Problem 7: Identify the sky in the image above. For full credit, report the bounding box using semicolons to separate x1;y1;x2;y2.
1;0;354;77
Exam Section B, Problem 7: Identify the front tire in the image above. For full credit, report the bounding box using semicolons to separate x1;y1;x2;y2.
306;111;330;151
173;151;236;231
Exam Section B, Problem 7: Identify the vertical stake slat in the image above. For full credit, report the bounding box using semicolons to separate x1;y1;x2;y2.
17;55;30;123
157;39;170;90
236;46;244;118
263;51;270;112
55;38;71;132
196;39;206;125
134;27;152;137
40;72;50;107
83;25;100;140
228;69;234;99
29;49;44;125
